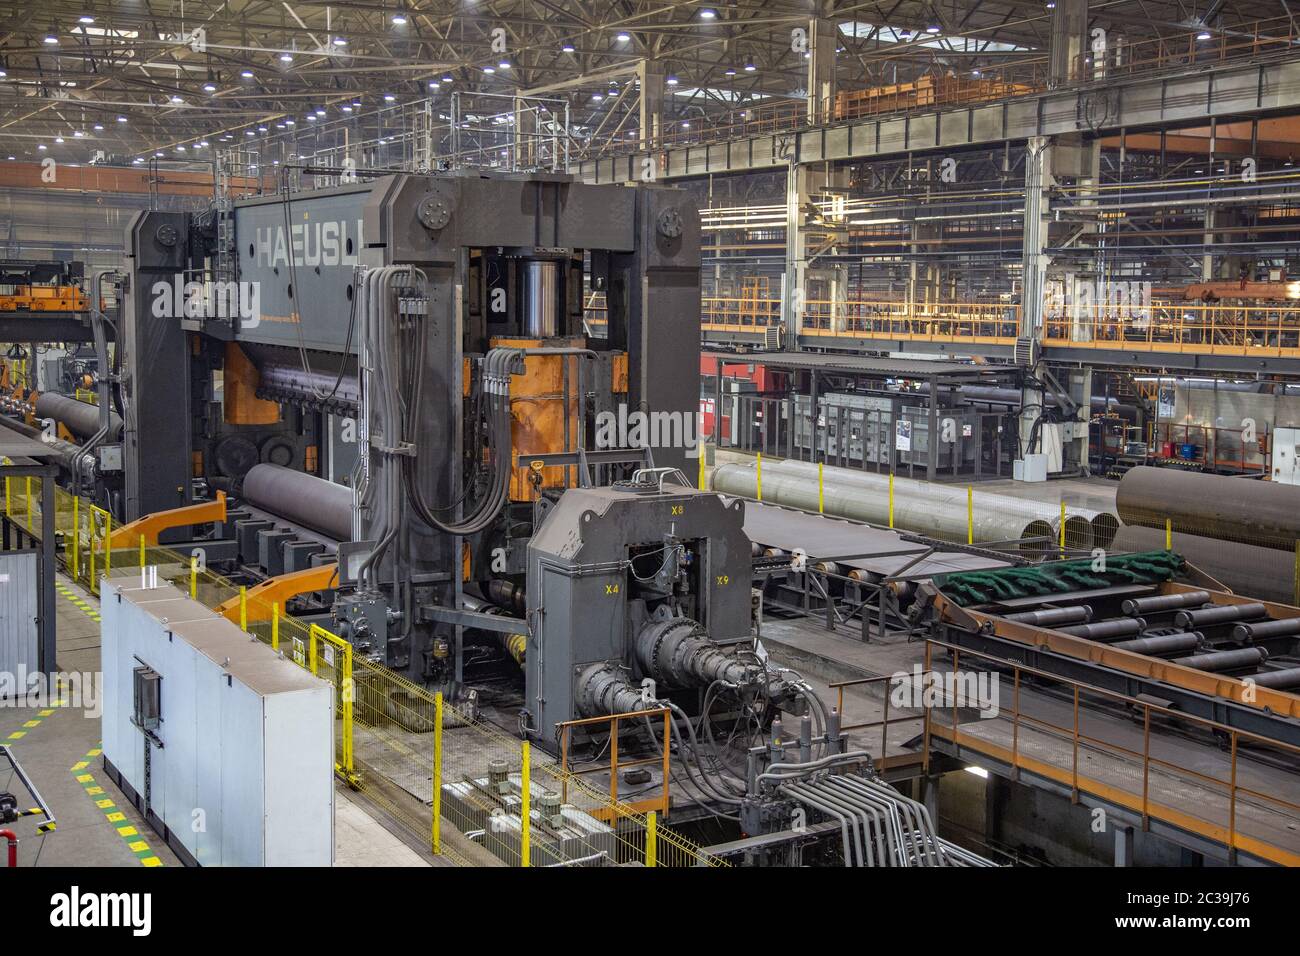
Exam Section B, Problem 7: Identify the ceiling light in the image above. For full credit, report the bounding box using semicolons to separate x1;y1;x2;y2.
155;151;164;157
175;145;186;152
1197;31;1212;41
724;67;736;76
307;114;318;121
37;144;46;151
926;24;941;33
257;125;268;132
73;130;84;137
392;13;408;25
700;8;717;19
116;115;127;123
133;157;143;164
332;36;347;46
241;70;254;78
352;99;361;106
483;66;495;73
342;106;353;112
44;31;59;45
743;62;756;71
562;42;575;53
0;71;6;78
592;93;603;101
245;130;255;136
499;61;510;70
284;119;294;126
315;108;326;116
93;123;103;130
616;33;631;43
666;75;678;85
280;52;294;62
384;93;396;101
682;122;690;128
428;81;440;89
203;82;217;92
55;136;64;143
442;75;453;83
170;95;183;103
78;15;94;24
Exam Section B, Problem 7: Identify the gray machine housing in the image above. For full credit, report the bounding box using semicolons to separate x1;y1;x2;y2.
524;482;752;746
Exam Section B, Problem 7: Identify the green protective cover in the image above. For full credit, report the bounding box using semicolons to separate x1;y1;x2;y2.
939;551;1186;607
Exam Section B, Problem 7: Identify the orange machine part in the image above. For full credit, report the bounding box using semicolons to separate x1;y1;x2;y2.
612;352;629;394
491;336;583;501
223;342;281;425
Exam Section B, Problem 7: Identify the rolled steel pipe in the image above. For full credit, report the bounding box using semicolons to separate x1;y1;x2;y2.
1251;667;1300;690
1117;466;1300;552
1004;606;1093;627
1232;617;1300;643
1121;591;1210;616
240;463;354;541
33;392;122;442
0;414;97;479
1110;633;1202;655
1172;647;1268;672
1174;602;1267;630
1059;617;1145;640
1113;525;1295;605
712;460;1096;553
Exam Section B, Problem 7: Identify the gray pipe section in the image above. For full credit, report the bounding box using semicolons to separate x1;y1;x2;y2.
1172;647;1268;672
1251;667;1300;690
0;415;97;478
1110;633;1201;655
1233;618;1300;642
1121;591;1210;616
712;459;1095;553
240;463;354;541
1174;603;1267;630
34;392;123;443
1117;466;1300;553
1004;606;1092;627
1059;618;1146;640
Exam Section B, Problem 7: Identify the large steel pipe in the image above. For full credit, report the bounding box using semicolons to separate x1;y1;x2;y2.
1117;466;1300;552
1110;633;1202;655
240;463;354;541
1172;647;1268;672
1233;618;1300;643
34;392;122;442
712;459;1094;553
1112;525;1295;604
1174;602;1267;630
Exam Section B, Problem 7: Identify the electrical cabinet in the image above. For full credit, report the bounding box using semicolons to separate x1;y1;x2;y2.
101;579;334;866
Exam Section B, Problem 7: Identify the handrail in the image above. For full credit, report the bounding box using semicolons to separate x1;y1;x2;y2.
922;636;1300;865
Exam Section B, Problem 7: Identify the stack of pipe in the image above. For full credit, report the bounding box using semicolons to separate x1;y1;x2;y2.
711;457;1118;553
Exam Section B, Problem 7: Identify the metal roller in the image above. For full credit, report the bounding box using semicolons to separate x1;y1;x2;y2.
240;463;354;541
1232;617;1300;643
1172;647;1268;672
1059;618;1146;640
1004;606;1093;627
1121;591;1210;616
1117;466;1300;553
1110;633;1202;655
1250;667;1300;690
33;392;122;442
1174;602;1267;630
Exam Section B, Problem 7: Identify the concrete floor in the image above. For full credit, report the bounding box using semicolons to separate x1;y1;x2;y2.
1;571;432;867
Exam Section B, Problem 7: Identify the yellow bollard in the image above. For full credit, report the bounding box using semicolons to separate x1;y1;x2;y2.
71;495;79;581
309;630;318;675
105;513;111;578
139;533;145;569
817;462;824;514
1165;517;1172;551
190;556;198;599
239;585;248;633
25;477;31;528
697;447;706;490
432;692;444;855
4;475;9;516
967;487;974;545
755;453;763;502
271;602;280;651
888;473;895;528
520;741;532;867
1060;501;1067;552
646;810;658;867
89;533;96;594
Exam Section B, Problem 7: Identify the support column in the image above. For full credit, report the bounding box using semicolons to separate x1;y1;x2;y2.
638;60;665;149
1049;0;1089;86
808;17;837;124
1019;137;1051;351
1114;824;1135;866
783;162;810;348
